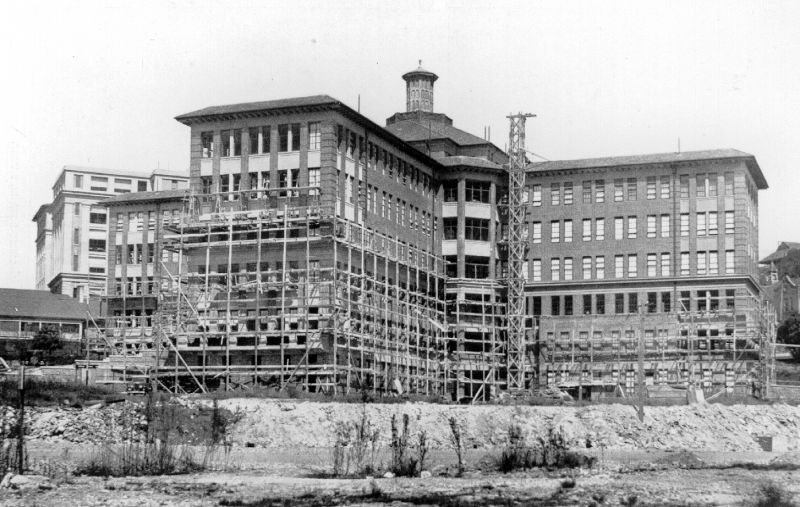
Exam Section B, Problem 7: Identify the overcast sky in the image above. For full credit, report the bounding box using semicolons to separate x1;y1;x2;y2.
1;0;798;289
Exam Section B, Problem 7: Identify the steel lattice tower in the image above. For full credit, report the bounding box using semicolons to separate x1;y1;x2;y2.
506;113;535;392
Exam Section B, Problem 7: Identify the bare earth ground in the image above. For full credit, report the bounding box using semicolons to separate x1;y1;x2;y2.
4;442;800;506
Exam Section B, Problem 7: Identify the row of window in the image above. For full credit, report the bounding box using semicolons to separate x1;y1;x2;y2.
533;211;735;243
338;125;432;199
73;174;148;193
201;168;321;199
542;289;736;317
442;218;490;241
365;184;433;238
115;209;182;232
201;123;321;158
443;180;491;204
526;172;736;207
528;250;735;281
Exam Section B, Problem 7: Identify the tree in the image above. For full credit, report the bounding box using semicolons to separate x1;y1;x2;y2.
777;315;800;362
32;324;62;362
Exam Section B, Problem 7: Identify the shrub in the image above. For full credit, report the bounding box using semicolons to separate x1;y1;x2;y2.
390;413;428;477
330;408;380;477
447;416;465;475
498;424;592;472
753;481;795;507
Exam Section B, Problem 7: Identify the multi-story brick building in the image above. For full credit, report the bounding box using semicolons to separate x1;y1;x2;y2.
33;166;188;301
97;65;772;398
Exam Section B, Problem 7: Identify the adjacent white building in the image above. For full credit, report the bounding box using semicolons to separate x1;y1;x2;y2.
33;166;188;301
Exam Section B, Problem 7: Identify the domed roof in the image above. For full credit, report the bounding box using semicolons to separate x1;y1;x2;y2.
402;60;438;82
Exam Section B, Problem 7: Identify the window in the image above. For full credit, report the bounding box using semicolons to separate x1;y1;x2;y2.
582;219;591;241
660;175;670;199
724;172;734;195
465;181;489;203
443;218;457;240
696;173;706;197
582;257;592;279
615;255;624;278
551;258;561;281
647;292;658;313
708;212;718;235
278;124;294;152
464;256;489;279
709;251;719;275
201;132;214;158
646;176;657;199
627;216;637;239
726;250;735;274
532;222;541;243
73;202;81;216
550;183;560;205
697;213;707;236
660;214;670;237
309;168;320;196
551;296;561;316
72;254;79;271
628;293;639;314
615;294;625;314
647;215;656;238
89;239;105;252
679;291;691;312
551;221;560;242
74;174;83;188
90;176;107;191
662;292;671;313
597;294;606;314
563;182;573;204
308;122;321;150
647;253;657;277
563;220;573;242
221;129;241;157
680;214;689;236
627;177;637;200
465;218;489;241
725;211;734;234
532;184;542;206
681;252;690;276
443;182;458;202
726;289;736;310
697;251;707;275
89;266;105;274
89;212;106;225
595;218;605;240
582;181;592;203
628;254;637;277
661;253;671;276
564;295;573;316
708;173;718;196
614;217;623;240
595;179;605;203
583;294;592;315
138;181;148;192
532;259;542;282
614;179;624;201
595;256;605;279
679;175;689;198
564;258;573;280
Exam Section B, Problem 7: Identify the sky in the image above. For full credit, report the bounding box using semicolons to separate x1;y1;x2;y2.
1;0;799;289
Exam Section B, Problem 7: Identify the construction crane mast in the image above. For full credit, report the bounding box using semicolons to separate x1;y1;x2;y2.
506;113;535;392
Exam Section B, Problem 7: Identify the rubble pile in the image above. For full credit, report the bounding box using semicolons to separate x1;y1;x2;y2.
17;403;145;444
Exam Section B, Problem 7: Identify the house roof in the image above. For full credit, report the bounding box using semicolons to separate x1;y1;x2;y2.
760;242;800;264
0;289;91;321
102;189;189;206
385;117;491;147
527;149;768;189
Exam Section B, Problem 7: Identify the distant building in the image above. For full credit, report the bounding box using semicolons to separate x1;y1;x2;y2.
33;166;188;301
760;242;800;320
0;288;94;359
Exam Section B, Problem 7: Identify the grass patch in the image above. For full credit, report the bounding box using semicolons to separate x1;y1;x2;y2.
0;378;118;407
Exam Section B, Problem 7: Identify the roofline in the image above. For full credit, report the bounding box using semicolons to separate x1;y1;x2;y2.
103;189;190;206
32;203;50;222
526;151;768;189
51;165;152;192
175;97;445;171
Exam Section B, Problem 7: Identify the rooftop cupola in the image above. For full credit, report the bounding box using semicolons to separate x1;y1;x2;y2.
403;60;438;113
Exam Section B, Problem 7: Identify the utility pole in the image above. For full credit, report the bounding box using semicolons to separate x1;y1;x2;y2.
637;303;645;422
17;365;25;473
506;113;535;392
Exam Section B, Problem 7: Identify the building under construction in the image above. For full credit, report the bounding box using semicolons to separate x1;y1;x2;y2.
93;65;776;399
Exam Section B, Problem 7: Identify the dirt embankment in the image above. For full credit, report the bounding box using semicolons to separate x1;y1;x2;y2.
13;398;800;452
215;399;800;452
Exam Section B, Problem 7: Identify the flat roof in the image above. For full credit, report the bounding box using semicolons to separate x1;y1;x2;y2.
527;149;767;189
0;289;90;321
102;189;189;206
